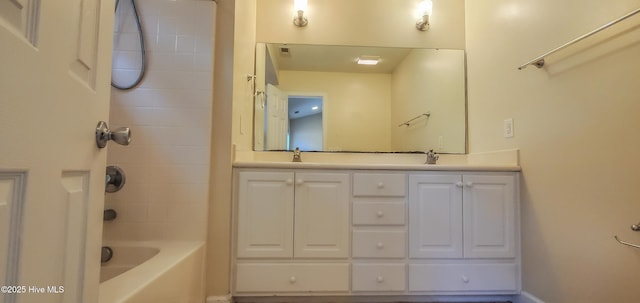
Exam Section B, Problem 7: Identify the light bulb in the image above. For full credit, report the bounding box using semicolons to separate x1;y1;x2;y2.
294;0;307;12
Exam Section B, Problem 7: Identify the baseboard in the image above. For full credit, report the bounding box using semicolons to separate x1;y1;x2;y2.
206;294;232;303
211;293;542;303
515;291;546;303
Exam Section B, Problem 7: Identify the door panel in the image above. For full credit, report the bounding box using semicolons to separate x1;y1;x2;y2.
409;174;463;258
463;175;516;258
294;173;349;258
0;0;114;301
237;172;295;258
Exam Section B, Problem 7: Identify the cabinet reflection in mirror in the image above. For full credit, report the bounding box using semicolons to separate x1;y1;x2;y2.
253;43;467;154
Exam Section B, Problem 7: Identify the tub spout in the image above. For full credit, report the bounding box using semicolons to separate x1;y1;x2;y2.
101;246;113;263
104;209;117;221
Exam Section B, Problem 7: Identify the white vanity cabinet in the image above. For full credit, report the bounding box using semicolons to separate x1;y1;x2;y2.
408;172;519;293
233;167;520;297
234;170;350;293
351;173;407;292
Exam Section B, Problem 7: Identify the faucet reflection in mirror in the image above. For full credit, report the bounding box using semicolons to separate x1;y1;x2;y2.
416;0;433;31
293;0;308;27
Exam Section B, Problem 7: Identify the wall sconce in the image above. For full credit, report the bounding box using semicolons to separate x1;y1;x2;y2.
415;0;433;31
293;0;308;27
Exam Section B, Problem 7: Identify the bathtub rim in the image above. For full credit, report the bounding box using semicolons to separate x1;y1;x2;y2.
98;240;205;303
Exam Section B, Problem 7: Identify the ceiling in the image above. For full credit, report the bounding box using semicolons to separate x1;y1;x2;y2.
288;96;323;120
268;44;413;74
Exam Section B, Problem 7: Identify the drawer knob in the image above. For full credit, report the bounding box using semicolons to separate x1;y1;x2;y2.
376;276;384;283
377;182;384;189
376;242;384;249
461;275;469;283
456;181;463;188
296;179;304;185
289;276;297;284
465;182;473;187
286;179;293;185
376;210;384;218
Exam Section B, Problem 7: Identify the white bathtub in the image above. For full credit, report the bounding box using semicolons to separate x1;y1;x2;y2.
99;241;205;303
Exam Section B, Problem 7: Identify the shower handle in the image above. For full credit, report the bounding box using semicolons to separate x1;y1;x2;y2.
105;165;126;193
96;121;131;148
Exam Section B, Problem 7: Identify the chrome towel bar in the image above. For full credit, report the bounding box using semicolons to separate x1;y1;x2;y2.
398;112;431;127
518;7;640;70
614;221;640;249
614;236;640;249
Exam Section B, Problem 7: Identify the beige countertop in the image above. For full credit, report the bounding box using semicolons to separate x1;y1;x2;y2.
232;149;521;172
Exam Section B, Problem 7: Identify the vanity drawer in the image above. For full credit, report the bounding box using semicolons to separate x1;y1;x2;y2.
408;263;518;292
352;264;406;292
353;202;405;225
353;230;406;258
235;263;349;293
353;173;406;197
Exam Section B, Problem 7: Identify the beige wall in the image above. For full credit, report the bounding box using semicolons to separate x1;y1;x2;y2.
465;0;640;302
207;0;243;297
278;70;392;152
256;0;465;49
390;49;466;153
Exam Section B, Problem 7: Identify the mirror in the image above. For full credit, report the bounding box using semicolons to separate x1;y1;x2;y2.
253;43;467;154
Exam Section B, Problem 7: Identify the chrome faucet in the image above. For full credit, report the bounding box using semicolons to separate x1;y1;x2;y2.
292;147;302;162
425;149;439;165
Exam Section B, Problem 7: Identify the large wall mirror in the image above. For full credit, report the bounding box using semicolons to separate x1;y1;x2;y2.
253;43;467;154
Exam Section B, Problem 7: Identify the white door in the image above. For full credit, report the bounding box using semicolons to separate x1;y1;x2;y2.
236;172;295;258
409;174;463;258
265;84;288;150
463;174;516;258
0;1;114;302
294;173;349;258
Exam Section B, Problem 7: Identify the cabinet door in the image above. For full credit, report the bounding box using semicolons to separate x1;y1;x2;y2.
237;172;295;258
463;174;516;258
409;174;463;258
294;173;350;258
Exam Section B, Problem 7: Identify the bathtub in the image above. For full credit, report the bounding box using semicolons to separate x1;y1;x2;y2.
99;241;205;303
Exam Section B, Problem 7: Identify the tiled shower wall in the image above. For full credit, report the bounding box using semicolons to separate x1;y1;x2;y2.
105;0;215;241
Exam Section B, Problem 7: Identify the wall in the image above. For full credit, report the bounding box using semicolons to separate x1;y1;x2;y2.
390;49;466;153
465;0;640;302
207;0;249;299
106;0;215;241
236;0;466;153
256;0;465;49
290;113;323;151
278;70;392;152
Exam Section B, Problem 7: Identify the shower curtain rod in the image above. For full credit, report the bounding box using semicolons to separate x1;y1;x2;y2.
518;7;640;70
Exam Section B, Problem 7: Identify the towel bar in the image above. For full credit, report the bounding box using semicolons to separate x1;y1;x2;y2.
614;235;640;249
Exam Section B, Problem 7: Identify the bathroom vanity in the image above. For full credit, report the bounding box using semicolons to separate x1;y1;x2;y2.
231;153;520;298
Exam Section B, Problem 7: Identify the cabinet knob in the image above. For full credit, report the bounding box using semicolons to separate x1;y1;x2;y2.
296;179;304;185
465;182;473;187
376;210;384;218
289;276;297;284
456;181;463;188
377;182;384;189
461;275;469;283
376;276;384;283
376;242;384;249
286;179;293;185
